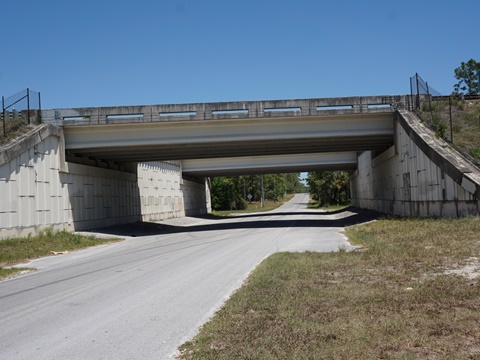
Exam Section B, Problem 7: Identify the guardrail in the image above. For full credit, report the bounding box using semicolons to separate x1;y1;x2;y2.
42;95;409;126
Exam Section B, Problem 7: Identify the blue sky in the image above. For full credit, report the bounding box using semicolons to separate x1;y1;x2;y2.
1;0;479;109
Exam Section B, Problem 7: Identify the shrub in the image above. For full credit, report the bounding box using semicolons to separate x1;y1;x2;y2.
469;147;480;159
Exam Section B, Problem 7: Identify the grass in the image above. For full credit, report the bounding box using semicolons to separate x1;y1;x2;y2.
307;199;350;212
0;118;35;146
416;98;480;165
0;227;122;280
212;194;295;216
177;216;480;359
470;147;480;159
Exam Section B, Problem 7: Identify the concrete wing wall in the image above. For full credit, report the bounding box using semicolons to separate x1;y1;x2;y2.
351;111;480;217
0;127;68;235
0;126;211;238
0;127;143;238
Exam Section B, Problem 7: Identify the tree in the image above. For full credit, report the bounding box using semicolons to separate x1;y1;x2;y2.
453;59;480;95
307;171;350;206
210;173;305;210
211;177;247;211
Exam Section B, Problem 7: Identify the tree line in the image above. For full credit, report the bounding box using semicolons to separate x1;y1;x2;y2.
210;173;307;211
305;171;350;206
210;171;352;210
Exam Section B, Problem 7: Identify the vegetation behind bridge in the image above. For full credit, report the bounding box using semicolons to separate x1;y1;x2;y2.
210;173;307;211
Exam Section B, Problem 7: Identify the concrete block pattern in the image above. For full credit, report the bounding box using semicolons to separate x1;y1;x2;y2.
351;112;480;217
1;129;211;238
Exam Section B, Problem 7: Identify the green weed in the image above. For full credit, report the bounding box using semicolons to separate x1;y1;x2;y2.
177;217;480;359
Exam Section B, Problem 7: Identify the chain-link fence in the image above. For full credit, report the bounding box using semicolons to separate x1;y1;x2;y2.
409;74;480;166
409;73;442;110
1;88;42;138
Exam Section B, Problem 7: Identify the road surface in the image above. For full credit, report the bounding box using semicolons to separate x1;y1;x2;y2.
0;194;376;359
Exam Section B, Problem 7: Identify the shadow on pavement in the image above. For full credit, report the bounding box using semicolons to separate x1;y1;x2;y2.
197;206;355;220
86;208;383;238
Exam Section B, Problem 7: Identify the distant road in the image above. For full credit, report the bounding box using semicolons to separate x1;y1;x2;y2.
0;194;376;359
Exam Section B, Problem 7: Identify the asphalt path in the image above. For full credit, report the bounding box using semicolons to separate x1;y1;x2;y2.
0;194;378;359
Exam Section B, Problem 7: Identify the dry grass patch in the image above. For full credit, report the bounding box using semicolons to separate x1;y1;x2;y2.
0;119;34;146
0;228;122;280
417;98;480;165
177;217;480;359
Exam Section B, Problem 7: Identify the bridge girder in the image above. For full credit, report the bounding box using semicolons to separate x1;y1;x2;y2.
63;113;394;164
181;152;358;177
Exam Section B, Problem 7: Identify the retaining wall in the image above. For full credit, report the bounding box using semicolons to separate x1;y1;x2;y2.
138;161;211;221
0;125;210;238
351;110;480;217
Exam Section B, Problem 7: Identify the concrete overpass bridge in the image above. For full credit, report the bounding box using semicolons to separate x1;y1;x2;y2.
1;95;479;238
42;96;402;174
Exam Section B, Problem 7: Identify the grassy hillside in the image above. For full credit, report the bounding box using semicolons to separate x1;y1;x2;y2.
415;98;480;167
0;118;36;147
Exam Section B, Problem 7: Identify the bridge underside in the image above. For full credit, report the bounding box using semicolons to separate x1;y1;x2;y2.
181;152;358;177
63;113;394;165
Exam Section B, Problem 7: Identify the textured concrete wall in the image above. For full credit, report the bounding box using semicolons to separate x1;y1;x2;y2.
0;127;211;238
182;177;211;216
351;111;480;217
138;161;211;221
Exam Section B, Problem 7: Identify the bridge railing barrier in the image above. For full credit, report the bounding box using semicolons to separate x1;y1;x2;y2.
41;95;409;126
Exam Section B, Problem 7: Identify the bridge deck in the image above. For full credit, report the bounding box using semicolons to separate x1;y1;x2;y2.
42;95;409;163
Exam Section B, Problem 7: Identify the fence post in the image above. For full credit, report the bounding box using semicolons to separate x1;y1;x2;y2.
449;96;453;143
426;81;433;120
416;73;420;109
2;96;5;137
409;76;414;111
38;92;42;123
27;88;30;124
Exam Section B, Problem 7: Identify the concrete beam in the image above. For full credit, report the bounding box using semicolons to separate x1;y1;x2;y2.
182;152;358;177
62;113;394;162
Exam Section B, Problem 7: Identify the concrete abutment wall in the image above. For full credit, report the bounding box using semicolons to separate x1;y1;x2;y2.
351;110;480;217
0;125;211;238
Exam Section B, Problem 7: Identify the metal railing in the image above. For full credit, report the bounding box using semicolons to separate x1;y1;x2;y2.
409;74;480;166
1;88;41;138
409;73;442;111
